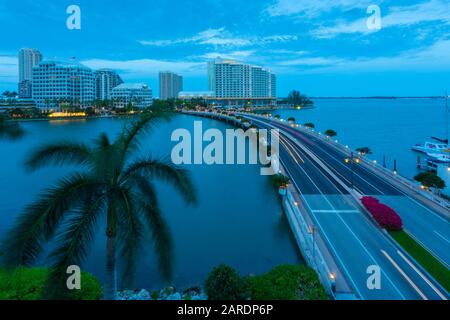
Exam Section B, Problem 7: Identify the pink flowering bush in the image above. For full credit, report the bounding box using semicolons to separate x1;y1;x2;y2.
361;196;403;231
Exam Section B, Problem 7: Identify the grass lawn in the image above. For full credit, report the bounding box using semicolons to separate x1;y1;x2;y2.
389;230;450;292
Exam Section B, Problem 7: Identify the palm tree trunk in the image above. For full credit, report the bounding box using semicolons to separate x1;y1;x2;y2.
104;235;117;300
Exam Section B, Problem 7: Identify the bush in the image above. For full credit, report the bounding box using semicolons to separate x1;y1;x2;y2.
324;129;337;138
414;172;446;190
205;264;250;300
248;265;328;300
361;196;403;231
271;173;290;188
0;267;102;300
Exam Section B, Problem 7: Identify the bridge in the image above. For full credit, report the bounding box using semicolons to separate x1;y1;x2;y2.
182;110;450;300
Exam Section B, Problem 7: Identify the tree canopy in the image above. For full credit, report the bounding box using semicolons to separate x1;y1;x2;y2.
284;90;314;107
414;172;446;190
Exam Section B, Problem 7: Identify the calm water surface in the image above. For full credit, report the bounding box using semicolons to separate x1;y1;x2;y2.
1;98;445;290
274;98;448;179
0;115;301;290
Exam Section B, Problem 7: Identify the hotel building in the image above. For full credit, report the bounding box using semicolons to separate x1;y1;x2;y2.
18;48;43;98
95;69;123;100
110;83;153;108
159;71;183;100
207;59;276;107
32;60;95;110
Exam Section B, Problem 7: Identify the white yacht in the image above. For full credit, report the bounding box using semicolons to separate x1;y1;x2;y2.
412;141;450;155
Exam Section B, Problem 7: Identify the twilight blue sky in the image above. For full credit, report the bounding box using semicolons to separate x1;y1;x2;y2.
1;0;450;97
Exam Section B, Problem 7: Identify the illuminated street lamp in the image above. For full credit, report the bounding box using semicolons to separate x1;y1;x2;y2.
329;273;336;293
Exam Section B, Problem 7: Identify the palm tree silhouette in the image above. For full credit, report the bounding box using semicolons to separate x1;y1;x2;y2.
1;110;197;299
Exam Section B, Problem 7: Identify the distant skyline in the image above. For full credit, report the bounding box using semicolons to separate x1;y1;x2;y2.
1;0;449;97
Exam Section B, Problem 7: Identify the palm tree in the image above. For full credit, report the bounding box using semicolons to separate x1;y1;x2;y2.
0;115;25;140
0;111;197;299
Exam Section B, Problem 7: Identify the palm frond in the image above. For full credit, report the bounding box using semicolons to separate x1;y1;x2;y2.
95;132;111;148
25;141;92;171
119;111;173;156
120;157;197;205
45;193;106;299
134;177;173;281
116;187;144;288
0;120;25;141
92;133;123;181
0;173;101;266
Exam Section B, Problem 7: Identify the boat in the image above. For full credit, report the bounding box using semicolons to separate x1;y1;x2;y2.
425;153;450;163
412;141;450;154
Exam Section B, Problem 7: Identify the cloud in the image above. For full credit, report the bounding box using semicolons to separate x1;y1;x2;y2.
312;0;450;38
277;38;450;73
196;50;255;60
139;27;297;47
265;0;373;18
82;58;206;78
277;56;344;66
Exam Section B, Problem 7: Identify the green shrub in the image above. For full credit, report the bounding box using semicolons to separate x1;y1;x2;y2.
205;264;250;300
247;265;328;300
151;290;159;300
271;173;290;188
0;267;102;300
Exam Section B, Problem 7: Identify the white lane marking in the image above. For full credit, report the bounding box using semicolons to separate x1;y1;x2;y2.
278;142;404;299
381;250;428;300
261;115;450;266
434;230;450;245
406;230;449;269
312;210;360;213
255;117;407;299
396;250;447;300
279;159;365;299
307;129;450;225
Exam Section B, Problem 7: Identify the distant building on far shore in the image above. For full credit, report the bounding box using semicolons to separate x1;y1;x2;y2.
95;69;123;100
32;59;95;110
18;48;42;98
207;59;276;107
159;71;183;100
111;83;153;108
178;91;214;100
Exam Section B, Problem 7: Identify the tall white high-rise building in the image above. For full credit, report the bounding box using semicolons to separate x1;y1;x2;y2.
159;71;183;100
207;59;276;107
18;48;42;98
95;69;123;100
32;59;95;110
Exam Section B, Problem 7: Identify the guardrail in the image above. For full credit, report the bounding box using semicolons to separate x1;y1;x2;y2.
181;110;358;299
238;111;450;212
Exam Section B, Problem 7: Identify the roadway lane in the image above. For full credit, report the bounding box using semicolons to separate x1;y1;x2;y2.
247;114;450;268
246;115;448;300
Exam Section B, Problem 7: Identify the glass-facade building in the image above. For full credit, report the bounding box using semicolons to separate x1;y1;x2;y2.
207;59;276;107
32;60;95;110
111;83;153;108
18;48;42;98
95;69;123;100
